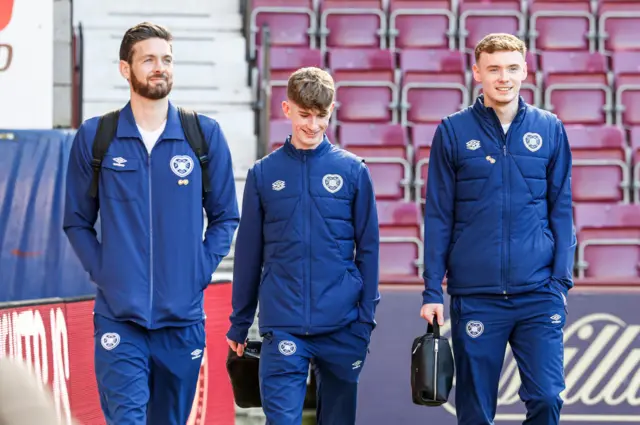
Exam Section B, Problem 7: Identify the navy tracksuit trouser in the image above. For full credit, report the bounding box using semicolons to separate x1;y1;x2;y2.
259;321;371;425
449;280;567;425
93;313;206;425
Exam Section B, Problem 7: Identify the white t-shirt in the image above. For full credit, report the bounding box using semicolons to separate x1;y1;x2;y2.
137;120;167;154
502;123;511;134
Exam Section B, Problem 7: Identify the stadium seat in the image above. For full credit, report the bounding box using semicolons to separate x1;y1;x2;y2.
573;203;640;279
328;48;399;123
472;51;540;107
528;0;596;53
399;48;469;126
249;0;317;59
612;51;640;128
628;127;640;202
388;0;456;51
269;85;288;120
598;0;640;53
319;0;386;54
255;46;323;106
541;51;612;125
411;123;439;204
338;123;412;201
458;0;525;53
377;200;422;238
566;124;630;203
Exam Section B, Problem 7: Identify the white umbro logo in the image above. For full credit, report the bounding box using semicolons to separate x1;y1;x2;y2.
191;349;202;360
352;360;362;370
466;140;481;151
272;180;285;191
112;157;127;167
550;314;562;324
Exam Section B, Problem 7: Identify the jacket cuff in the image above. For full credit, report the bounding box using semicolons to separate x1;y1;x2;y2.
422;288;444;305
226;326;249;344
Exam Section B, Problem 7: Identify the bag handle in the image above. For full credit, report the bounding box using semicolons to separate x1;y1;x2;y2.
427;320;441;339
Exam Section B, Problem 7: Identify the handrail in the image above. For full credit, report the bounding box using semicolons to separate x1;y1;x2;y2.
71;22;84;129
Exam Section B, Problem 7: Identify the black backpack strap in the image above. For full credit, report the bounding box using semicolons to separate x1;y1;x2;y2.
178;107;211;196
89;109;120;198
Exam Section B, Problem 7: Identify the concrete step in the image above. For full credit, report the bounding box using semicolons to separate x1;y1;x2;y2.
75;11;242;32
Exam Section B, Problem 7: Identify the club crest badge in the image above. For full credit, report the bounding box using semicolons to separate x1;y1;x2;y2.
322;174;343;194
170;155;194;178
278;340;297;356
523;132;543;152
466;321;484;338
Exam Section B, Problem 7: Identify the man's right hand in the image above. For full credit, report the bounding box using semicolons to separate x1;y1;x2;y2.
226;337;246;356
420;303;445;326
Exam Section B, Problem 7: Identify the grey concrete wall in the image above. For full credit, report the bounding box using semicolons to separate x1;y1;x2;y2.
53;0;72;128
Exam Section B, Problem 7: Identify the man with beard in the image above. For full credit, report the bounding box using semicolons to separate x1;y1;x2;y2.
63;22;239;425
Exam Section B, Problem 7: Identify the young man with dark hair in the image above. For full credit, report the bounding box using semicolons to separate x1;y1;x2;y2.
420;33;575;425
63;22;239;424
226;67;380;424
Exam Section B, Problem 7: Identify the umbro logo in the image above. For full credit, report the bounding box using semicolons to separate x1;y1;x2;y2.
352;360;362;370
272;180;285;191
191;349;202;360
550;314;562;324
112;157;127;167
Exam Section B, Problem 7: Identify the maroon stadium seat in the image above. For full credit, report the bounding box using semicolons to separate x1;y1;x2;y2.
399;48;469;125
541;51;612;125
566;124;630;203
319;0;386;53
328;48;398;124
249;0;317;58
260;46;324;82
628;127;640;202
377;200;422;238
612;51;640;128
339;123;411;200
411;123;439;203
528;0;596;53
471;51;540;107
458;0;525;53
269;85;288;120
598;0;640;53
388;0;456;51
573;203;640;279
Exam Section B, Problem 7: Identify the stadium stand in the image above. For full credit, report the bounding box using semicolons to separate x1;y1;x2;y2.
247;0;640;285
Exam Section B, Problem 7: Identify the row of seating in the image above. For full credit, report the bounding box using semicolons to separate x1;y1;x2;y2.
259;47;640;128
249;0;639;59
377;200;640;282
268;120;639;204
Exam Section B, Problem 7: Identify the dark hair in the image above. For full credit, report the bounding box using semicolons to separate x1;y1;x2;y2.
119;22;173;63
286;67;335;112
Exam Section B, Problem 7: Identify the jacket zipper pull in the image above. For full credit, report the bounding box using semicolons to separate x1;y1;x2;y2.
503;145;507;156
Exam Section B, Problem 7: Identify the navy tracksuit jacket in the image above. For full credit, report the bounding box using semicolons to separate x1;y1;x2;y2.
228;136;380;424
63;102;239;425
423;96;575;425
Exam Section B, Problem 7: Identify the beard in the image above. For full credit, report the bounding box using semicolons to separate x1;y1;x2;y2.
130;71;173;100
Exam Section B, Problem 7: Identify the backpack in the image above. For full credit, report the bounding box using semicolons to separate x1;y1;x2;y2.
87;107;212;199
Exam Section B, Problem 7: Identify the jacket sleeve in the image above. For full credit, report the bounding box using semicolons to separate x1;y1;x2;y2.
352;162;380;328
62;123;102;281
548;120;576;294
202;120;240;281
227;166;263;343
422;123;456;305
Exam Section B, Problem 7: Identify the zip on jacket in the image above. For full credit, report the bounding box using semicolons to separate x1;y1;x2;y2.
422;96;576;305
63;102;240;329
227;136;380;343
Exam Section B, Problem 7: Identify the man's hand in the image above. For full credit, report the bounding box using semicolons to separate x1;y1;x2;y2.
420;303;445;326
227;338;246;356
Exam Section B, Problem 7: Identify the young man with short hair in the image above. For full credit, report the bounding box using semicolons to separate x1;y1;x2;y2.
420;33;575;425
227;67;380;424
63;22;239;424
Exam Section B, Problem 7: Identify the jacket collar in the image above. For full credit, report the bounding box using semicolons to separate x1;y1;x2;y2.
115;100;186;141
472;94;527;126
283;134;332;160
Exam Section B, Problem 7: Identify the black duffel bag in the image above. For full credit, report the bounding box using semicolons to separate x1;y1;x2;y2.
226;340;263;408
410;320;455;406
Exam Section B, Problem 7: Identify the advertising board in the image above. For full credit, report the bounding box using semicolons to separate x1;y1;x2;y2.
0;282;235;425
357;285;640;425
